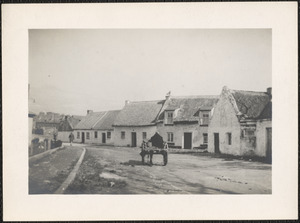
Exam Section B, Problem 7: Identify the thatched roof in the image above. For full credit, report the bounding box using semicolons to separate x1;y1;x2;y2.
68;116;84;129
74;110;120;130
157;96;219;123
113;100;165;126
222;86;272;120
93;110;121;130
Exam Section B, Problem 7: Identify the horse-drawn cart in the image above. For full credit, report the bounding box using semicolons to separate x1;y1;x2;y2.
140;132;168;166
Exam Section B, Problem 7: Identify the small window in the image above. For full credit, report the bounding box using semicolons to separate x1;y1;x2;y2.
165;111;174;124
86;132;90;140
227;133;232;145
167;132;174;142
142;132;147;140
203;133;208;144
94;131;98;139
107;132;111;139
77;132;80;139
200;112;210;125
121;131;125;139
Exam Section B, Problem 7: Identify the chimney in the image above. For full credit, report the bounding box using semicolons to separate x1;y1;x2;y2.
165;91;171;100
125;100;130;106
267;87;272;101
87;110;93;115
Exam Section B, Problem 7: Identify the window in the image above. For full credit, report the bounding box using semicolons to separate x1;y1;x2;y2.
167;132;174;142
94;131;98;139
77;132;80;139
203;133;208;144
86;132;90;140
165;111;174;124
121;131;125;139
107;132;111;139
200;112;209;125
142;132;147;140
227;133;232;145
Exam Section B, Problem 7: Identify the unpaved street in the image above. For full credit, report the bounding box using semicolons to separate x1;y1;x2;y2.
66;145;271;194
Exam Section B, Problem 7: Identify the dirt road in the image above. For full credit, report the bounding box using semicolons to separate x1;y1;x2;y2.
66;145;271;194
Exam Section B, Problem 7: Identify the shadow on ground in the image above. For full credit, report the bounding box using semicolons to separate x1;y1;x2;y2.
120;160;164;167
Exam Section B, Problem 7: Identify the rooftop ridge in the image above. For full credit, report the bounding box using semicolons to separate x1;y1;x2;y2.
171;95;219;99
230;89;268;94
128;99;165;104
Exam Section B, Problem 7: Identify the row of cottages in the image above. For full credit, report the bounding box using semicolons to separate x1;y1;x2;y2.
208;86;272;161
112;94;219;149
73;110;120;145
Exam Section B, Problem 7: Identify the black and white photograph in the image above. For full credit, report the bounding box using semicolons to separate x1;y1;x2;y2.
28;29;272;195
3;3;297;221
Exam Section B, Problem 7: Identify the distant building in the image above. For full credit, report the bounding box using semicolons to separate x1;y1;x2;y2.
208;86;272;162
57;115;84;142
34;112;65;133
73;110;120;145
113;100;164;147
156;94;219;149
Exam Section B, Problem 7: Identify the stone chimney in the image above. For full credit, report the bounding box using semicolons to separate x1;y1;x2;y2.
125;100;130;106
165;91;171;100
87;110;93;115
267;87;272;101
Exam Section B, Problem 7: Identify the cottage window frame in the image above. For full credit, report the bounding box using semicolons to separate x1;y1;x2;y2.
107;131;111;139
165;111;174;125
200;111;210;126
77;132;80;139
121;131;125;139
142;132;147;140
86;132;90;140
94;131;98;139
167;132;174;142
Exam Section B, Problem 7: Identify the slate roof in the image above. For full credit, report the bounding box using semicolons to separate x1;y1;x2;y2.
230;89;271;119
113;100;165;126
74;110;120;130
157;96;219;123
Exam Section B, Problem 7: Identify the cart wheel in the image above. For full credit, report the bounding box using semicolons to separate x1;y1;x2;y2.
163;152;168;166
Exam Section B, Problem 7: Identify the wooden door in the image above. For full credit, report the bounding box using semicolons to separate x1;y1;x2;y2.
184;133;192;149
266;128;272;164
102;133;106;143
131;132;137;147
81;132;85;143
214;133;220;153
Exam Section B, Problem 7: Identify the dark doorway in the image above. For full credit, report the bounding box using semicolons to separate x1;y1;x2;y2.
81;132;85;143
266;128;272;164
214;133;220;153
184;132;192;149
131;132;137;147
102;133;106;144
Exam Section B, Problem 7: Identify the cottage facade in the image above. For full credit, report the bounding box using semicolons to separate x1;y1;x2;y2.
73;110;120;145
57;115;83;142
208;86;272;161
156;95;219;149
113;100;164;147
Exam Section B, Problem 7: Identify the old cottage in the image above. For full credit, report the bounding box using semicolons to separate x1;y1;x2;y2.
207;86;272;162
156;94;219;149
73;110;120;145
113;100;165;147
57;115;84;142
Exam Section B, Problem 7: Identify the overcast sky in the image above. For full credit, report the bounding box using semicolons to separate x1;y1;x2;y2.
29;29;271;116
